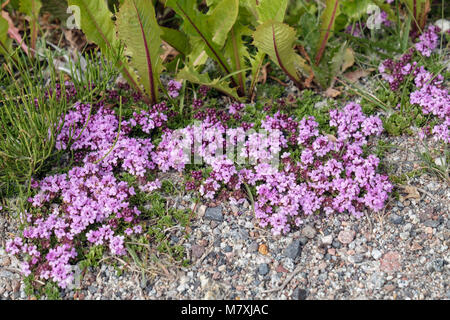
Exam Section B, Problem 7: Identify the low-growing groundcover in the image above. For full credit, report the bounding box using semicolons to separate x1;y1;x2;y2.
0;0;448;299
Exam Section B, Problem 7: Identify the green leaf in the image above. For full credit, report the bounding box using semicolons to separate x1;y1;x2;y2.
177;64;240;100
165;0;233;77
161;26;190;56
116;0;163;104
224;22;252;96
19;0;42;17
207;0;239;47
67;0;142;98
315;0;340;65
253;20;309;88
67;0;117;54
341;0;371;20
19;0;42;52
254;0;288;23
0;16;12;56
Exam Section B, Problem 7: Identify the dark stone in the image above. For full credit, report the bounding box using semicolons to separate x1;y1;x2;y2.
258;263;269;275
292;288;308;300
283;240;302;260
214;238;222;247
332;240;342;249
390;213;404;225
298;236;308;246
205;206;223;222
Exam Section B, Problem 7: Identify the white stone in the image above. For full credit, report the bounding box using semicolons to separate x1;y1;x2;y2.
371;249;382;260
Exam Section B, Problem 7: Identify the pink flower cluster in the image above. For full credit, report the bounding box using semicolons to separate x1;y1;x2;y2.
167;80;182;98
415;25;441;57
6;163;141;288
379;25;449;144
6;98;167;288
156;102;392;235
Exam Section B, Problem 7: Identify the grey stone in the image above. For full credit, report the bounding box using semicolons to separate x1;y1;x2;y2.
88;285;97;294
423;219;440;228
224;245;233;253
248;242;259;253
301;225;316;239
292;288;307;300
205;206;223;222
283;240;302;260
191;245;205;259
348;254;364;264
332;240;342;249
390;214;404;225
446;220;450;229
370;273;385;289
258;263;269;275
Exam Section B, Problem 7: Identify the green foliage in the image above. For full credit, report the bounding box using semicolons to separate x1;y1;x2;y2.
253;20;309;89
0;15;12;56
18;0;42;52
67;0;146;101
116;0;163;105
0;54;68;201
315;0;340;65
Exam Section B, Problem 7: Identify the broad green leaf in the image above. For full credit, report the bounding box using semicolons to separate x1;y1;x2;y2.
19;0;42;17
161;26;190;56
165;0;233;77
224;22;252;96
255;0;288;23
315;0;340;65
207;0;239;47
68;0;141;97
253;21;309;88
67;0;117;54
116;0;163;105
177;64;240;100
0;16;12;56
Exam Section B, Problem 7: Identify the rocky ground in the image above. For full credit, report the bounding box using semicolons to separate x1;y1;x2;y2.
0;134;449;300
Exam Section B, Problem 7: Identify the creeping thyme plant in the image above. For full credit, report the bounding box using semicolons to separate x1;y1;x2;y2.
0;0;448;294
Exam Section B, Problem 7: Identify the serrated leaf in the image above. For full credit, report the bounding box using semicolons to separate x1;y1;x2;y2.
67;0;117;53
315;0;340;65
116;0;163;104
177;64;240;100
253;21;308;88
